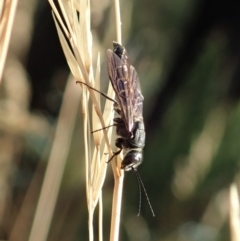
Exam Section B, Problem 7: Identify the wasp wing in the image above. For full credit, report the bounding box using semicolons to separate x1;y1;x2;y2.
107;45;144;133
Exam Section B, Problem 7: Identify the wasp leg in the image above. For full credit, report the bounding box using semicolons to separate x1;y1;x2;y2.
107;149;122;163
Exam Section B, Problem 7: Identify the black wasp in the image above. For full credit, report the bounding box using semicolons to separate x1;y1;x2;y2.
107;42;154;216
107;42;145;172
77;42;154;216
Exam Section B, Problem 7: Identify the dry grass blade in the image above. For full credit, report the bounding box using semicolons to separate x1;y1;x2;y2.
109;2;124;241
0;0;18;82
28;76;81;241
229;183;240;241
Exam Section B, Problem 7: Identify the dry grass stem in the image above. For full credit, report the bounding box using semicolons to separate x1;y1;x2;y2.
114;0;122;44
109;1;124;241
48;0;124;240
28;76;81;241
229;183;240;241
0;0;18;82
110;172;124;241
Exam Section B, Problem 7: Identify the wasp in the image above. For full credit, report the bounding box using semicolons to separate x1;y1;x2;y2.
107;42;154;216
77;42;154;216
106;42;145;172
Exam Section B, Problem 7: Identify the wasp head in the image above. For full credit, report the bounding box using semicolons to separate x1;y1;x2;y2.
121;150;143;171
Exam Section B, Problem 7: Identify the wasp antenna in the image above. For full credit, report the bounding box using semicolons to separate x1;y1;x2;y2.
133;168;155;217
132;168;142;216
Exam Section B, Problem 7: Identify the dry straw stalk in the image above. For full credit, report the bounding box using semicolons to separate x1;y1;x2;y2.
29;0;125;241
0;0;18;82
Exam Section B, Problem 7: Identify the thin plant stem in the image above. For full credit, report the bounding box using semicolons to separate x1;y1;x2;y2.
48;1;125;241
114;0;122;44
229;183;240;241
0;0;18;83
28;76;81;241
82;86;94;241
110;169;124;241
110;1;124;241
99;191;103;241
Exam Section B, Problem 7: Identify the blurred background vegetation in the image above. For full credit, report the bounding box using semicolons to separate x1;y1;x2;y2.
1;0;240;240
